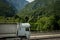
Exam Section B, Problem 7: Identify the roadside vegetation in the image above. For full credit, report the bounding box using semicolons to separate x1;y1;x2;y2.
0;0;60;32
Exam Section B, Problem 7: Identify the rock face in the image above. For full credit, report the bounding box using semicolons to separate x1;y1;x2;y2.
6;0;29;11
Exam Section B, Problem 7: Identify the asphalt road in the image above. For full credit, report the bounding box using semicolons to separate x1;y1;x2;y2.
38;37;60;40
0;38;60;40
0;31;60;40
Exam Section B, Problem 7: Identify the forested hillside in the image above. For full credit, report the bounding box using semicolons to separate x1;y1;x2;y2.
6;0;29;11
0;0;18;23
0;0;28;23
18;0;60;31
0;0;16;17
0;0;60;31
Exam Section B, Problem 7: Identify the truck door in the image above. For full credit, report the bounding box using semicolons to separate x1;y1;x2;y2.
18;27;26;36
25;27;30;38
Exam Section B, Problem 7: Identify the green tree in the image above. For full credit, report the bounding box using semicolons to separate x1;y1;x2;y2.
36;16;55;31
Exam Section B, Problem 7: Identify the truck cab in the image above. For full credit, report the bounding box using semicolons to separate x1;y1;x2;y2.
18;23;30;39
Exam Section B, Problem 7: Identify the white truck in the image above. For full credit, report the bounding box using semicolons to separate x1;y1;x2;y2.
0;23;30;39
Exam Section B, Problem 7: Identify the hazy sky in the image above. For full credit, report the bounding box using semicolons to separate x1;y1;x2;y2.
26;0;34;2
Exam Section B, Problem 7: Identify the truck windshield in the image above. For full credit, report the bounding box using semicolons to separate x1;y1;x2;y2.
26;27;29;31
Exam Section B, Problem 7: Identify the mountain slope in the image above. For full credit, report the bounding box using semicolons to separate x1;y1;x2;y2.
6;0;29;11
0;0;17;17
18;0;60;18
0;0;29;17
18;0;54;17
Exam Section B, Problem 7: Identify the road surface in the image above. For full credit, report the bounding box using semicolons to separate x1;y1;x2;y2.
0;31;60;40
0;37;60;40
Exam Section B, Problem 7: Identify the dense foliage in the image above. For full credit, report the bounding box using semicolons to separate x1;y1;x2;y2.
17;0;60;31
0;0;60;31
